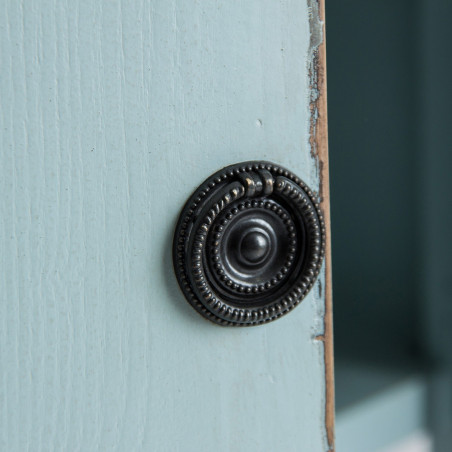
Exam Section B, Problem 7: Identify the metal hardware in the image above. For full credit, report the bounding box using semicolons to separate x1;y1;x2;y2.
173;161;325;326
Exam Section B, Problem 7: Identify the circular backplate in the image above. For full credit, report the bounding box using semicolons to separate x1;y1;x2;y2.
172;161;325;326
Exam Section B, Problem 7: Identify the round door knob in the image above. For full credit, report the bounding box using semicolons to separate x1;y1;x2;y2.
173;161;325;326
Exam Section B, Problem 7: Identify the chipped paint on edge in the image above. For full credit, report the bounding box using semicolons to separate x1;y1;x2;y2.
307;0;335;451
308;0;323;164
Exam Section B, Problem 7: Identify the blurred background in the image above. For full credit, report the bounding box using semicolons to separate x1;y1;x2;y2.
326;0;452;451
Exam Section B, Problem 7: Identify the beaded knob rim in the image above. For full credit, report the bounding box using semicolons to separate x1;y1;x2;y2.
172;161;326;326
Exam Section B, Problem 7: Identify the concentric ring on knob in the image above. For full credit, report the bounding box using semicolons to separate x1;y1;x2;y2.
209;199;297;296
173;161;326;326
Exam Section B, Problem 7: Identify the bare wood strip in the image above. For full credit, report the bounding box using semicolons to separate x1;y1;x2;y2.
309;0;335;449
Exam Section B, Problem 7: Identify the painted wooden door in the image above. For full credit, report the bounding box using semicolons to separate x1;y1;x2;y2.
0;1;333;451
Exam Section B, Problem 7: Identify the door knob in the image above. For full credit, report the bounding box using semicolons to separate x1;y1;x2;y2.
173;161;325;326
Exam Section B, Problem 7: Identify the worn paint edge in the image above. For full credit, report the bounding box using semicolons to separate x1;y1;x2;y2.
308;0;335;450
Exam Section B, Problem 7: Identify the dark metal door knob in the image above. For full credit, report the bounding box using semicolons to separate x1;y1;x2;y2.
173;161;325;326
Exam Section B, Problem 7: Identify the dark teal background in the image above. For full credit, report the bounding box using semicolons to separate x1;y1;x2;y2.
327;0;419;360
327;0;452;449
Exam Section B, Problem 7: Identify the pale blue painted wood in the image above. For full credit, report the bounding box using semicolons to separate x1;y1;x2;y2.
0;1;328;450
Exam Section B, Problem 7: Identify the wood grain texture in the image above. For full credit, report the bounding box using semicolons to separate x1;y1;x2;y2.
309;1;335;450
0;1;332;450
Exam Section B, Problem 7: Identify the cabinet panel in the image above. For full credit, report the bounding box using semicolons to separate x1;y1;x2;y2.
0;1;333;450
